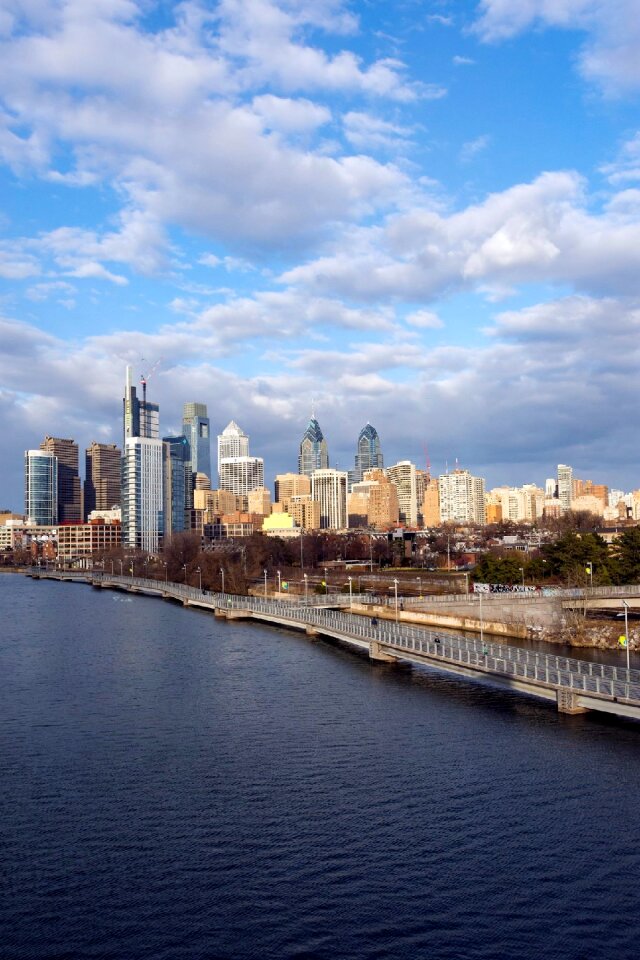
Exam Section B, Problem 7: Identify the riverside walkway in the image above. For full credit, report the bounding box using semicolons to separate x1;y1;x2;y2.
31;570;640;721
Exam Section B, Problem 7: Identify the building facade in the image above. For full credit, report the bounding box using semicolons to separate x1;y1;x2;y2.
349;423;383;489
25;449;58;525
438;469;486;525
311;469;348;530
163;435;189;536
85;442;121;517
386;461;418;527
122;437;164;551
298;416;329;477
40;436;82;523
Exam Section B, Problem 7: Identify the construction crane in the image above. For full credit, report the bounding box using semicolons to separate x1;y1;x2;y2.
140;358;161;405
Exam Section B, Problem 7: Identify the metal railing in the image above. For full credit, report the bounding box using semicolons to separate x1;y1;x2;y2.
36;570;640;705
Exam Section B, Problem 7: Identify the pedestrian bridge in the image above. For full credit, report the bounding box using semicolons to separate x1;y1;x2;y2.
29;570;640;721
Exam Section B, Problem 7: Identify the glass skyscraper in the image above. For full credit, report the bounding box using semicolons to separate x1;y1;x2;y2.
182;402;211;484
349;423;383;489
298;416;329;477
163;435;189;535
25;449;58;525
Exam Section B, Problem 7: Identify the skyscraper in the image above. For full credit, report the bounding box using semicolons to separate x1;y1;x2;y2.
438;469;486;525
40;436;82;523
163;435;189;536
217;421;263;495
121;366;162;549
182;402;211;484
298;416;329;477
217;421;249;463
85;442;121;517
123;364;159;443
349;423;383;489
25;449;58;525
122;437;164;551
557;464;573;510
311;469;348;530
386;461;419;527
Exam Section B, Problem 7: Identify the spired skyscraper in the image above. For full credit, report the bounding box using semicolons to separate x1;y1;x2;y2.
298;415;329;477
121;365;163;551
217;421;264;495
349;423;383;490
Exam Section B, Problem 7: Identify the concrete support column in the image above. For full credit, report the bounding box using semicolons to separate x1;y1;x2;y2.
369;640;398;663
557;689;589;714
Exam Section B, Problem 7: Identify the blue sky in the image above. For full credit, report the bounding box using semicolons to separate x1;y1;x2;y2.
2;0;640;510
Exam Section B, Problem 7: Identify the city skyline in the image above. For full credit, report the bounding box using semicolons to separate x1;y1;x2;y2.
2;2;640;509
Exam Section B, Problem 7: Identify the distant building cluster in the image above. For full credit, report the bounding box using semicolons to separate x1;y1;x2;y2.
6;369;638;560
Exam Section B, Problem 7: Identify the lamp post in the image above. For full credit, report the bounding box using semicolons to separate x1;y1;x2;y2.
300;532;304;571
586;562;593;589
196;565;202;591
447;536;450;572
183;563;187;584
220;567;225;594
519;566;524;589
277;569;281;593
118;559;123;576
303;573;308;602
164;560;168;583
110;559;114;575
263;568;268;598
623;600;631;674
393;578;399;622
416;576;422;598
348;576;353;610
324;566;328;595
479;590;484;646
542;559;547;582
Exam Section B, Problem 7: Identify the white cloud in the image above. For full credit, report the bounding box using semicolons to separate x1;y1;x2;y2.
473;0;640;95
251;94;331;133
405;309;443;329
342;111;414;151
460;133;490;162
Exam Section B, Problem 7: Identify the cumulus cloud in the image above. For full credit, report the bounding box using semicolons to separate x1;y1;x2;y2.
473;0;640;95
281;170;640;301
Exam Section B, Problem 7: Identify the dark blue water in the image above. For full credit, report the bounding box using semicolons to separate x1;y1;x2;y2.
2;575;640;960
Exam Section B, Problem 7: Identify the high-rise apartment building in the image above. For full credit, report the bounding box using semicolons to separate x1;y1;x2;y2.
557;464;573;510
422;477;440;527
25;449;58;525
298;416;329;477
438;469;486;525
218;421;249;463
85;442;121;517
40;436;82;523
122;437;164;551
349;423;383;489
311;469;348;530
386;461;419;527
182;402;211;484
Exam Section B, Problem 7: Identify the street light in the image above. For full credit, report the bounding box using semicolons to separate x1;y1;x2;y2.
196;565;202;591
220;567;225;594
519;566;525;589
622;600;631;674
479;590;484;646
264;568;268;598
393;578;399;622
183;563;187;583
118;559;123;576
110;559;114;575
277;569;281;593
416;576;422;598
348;575;353;610
163;560;168;583
303;572;308;602
324;566;328;595
586;562;593;590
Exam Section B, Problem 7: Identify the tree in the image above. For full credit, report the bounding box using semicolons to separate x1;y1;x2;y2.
610;528;640;585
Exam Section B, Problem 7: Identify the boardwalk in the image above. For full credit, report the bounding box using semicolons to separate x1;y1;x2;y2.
30;571;640;721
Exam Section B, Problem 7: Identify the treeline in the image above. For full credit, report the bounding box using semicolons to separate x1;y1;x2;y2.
472;530;640;587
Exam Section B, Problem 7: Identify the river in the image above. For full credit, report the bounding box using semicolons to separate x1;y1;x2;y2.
2;574;640;960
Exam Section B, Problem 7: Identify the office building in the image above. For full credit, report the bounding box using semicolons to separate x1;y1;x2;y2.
311;469;348;530
25;449;58;525
349;423;383;489
298;416;329;477
85;442;121;517
123;364;159;443
163;435;189;536
182;402;211;488
40;436;82;523
218;421;249;465
275;472;311;504
219;456;264;495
